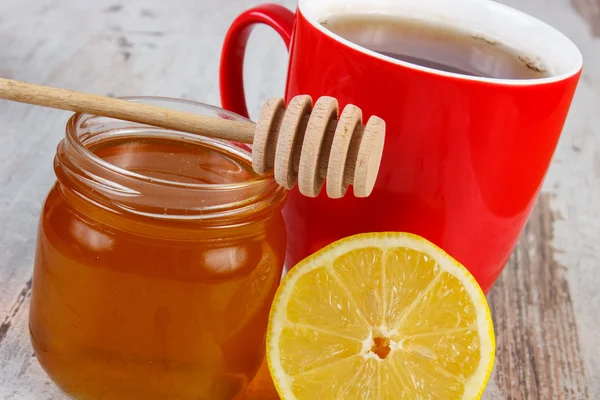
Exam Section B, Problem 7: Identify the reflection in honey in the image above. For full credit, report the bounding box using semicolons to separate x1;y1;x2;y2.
236;358;279;400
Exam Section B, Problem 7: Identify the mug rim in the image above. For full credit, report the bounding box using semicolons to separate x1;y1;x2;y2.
297;0;583;85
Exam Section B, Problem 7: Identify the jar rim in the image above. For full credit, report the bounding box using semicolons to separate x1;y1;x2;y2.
58;96;286;221
66;96;276;191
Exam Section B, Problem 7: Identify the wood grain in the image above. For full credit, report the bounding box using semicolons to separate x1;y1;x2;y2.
1;0;599;398
571;0;600;37
0;280;32;348
488;194;590;399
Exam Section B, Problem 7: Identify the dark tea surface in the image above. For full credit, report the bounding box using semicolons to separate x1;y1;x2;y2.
321;14;550;79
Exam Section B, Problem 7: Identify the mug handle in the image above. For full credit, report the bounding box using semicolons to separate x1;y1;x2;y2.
219;4;296;118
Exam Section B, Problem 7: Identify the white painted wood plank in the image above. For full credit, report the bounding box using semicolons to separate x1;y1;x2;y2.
498;0;600;396
0;0;597;398
0;1;292;398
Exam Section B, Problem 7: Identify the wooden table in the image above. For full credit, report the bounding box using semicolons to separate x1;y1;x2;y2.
0;0;598;398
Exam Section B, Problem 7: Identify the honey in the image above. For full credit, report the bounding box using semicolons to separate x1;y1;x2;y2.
29;98;287;400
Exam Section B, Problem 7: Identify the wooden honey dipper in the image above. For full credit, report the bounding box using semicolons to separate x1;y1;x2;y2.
0;78;385;198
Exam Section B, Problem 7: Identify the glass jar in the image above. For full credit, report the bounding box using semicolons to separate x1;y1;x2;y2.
29;98;287;400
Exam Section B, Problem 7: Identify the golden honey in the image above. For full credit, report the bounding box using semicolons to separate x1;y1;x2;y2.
29;98;286;400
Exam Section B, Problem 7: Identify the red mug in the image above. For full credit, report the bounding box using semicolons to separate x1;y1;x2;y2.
219;0;582;293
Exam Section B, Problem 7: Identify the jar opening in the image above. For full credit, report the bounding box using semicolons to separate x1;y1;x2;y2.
56;97;286;221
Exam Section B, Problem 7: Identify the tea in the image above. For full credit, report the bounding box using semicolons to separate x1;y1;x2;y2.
321;14;550;79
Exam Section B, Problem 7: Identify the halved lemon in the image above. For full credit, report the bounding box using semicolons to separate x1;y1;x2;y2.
267;232;495;399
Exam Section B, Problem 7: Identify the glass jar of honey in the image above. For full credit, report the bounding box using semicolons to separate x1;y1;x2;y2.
29;98;287;400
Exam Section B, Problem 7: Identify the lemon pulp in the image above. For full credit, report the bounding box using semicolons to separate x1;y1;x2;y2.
267;232;495;400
